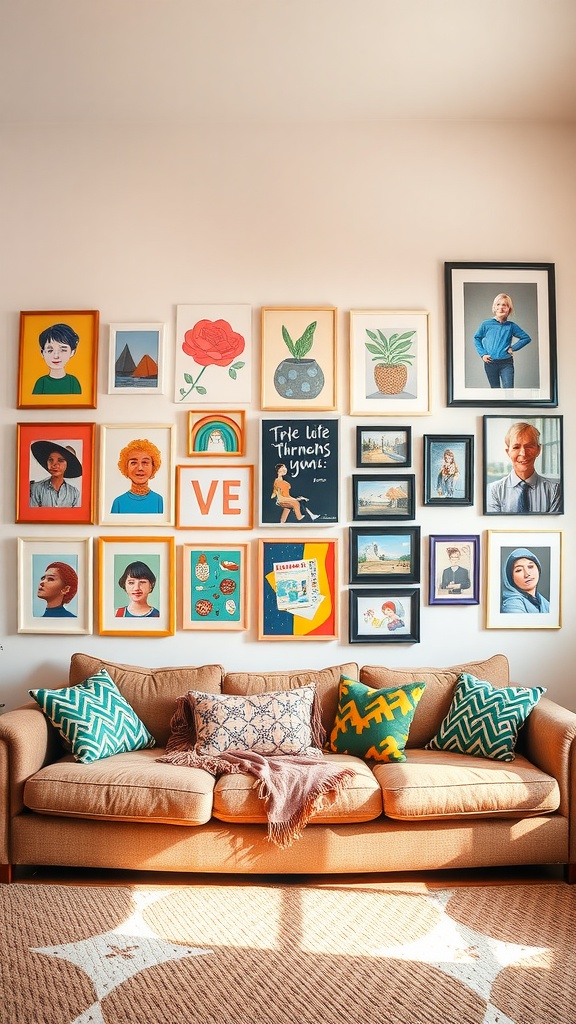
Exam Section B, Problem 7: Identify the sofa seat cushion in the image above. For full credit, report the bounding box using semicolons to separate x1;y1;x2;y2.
372;748;560;820
23;749;215;825
212;753;382;824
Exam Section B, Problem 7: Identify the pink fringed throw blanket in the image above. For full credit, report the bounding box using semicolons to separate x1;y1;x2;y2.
157;693;355;849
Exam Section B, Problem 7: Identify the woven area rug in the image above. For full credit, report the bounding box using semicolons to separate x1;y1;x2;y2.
1;880;575;1024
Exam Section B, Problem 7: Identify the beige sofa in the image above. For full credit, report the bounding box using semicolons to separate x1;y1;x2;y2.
1;652;575;884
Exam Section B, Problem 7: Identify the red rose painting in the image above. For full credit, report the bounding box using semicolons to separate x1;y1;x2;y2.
175;305;252;404
179;319;246;400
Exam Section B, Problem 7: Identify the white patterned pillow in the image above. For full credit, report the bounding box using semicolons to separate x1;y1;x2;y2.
188;685;322;757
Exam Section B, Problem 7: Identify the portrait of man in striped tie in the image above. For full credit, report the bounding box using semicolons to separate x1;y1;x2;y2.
485;419;562;515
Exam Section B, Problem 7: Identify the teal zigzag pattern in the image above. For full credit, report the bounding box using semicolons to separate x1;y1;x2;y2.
30;669;155;764
426;672;545;762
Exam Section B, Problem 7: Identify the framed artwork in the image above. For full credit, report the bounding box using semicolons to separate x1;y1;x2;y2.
99;424;175;526
428;535;480;606
174;304;252;404
483;415;563;516
486;530;562;630
352;474;415;522
258;538;338;640
16;422;95;525
349;588;420;644
18;537;93;634
445;262;557;407
260;306;337;411
182;543;248;631
187;410;246;457
260;416;339;526
176;464;254;529
17;310;99;409
349;310;430;415
356;425;412;467
349;526;420;584
98;536;175;637
423;434;474;507
108;322;165;394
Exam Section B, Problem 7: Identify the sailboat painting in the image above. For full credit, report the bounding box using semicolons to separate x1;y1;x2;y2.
108;323;166;394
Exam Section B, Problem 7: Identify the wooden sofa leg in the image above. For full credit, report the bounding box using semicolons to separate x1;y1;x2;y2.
565;864;576;885
0;863;13;884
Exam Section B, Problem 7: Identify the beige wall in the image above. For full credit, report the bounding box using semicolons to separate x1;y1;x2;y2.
1;120;574;709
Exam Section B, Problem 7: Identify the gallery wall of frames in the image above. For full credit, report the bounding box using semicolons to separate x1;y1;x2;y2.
14;262;564;646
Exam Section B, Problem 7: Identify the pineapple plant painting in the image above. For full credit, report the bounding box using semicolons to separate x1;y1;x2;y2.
365;328;416;395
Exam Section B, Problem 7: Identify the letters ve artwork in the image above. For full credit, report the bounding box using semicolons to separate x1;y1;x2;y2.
260;417;339;526
177;465;254;529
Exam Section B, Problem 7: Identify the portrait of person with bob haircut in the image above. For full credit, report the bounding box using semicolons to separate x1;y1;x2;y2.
110;438;164;514
36;561;78;618
115;560;159;618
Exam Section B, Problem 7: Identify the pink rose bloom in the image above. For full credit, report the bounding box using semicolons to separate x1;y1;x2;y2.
183;320;245;367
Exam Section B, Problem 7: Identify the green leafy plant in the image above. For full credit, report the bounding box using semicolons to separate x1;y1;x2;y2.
282;321;317;360
365;329;416;366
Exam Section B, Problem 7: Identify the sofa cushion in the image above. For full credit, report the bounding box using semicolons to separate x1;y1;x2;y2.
359;655;510;747
212;753;382;824
223;663;359;739
372;749;560;820
69;653;224;746
327;675;425;762
189;685;323;758
426;673;545;762
30;669;155;764
23;749;215;825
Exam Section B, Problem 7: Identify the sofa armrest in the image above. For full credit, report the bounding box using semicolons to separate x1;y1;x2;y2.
520;697;576;818
0;704;59;864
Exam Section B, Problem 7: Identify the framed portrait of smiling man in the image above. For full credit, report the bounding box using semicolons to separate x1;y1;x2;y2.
17;310;99;409
99;424;175;526
483;415;563;516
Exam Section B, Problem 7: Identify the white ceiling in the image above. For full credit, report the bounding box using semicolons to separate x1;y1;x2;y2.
1;0;576;124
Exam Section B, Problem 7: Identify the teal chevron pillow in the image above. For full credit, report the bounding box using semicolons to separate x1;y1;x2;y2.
327;675;426;762
426;672;545;762
30;668;155;764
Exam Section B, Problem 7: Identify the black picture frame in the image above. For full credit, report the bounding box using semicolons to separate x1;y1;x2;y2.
355;425;412;468
423;434;474;507
352;473;415;522
349;587;420;643
445;261;557;407
428;534;480;606
482;415;563;516
349;526;420;584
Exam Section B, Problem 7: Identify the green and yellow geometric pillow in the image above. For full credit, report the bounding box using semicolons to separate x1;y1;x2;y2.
30;668;155;764
426;672;545;762
327;675;425;762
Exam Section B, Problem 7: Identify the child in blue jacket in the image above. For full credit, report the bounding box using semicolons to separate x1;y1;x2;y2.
473;293;531;389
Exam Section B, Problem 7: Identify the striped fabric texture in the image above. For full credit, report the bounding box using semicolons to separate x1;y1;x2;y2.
30;668;155;763
426;672;545;762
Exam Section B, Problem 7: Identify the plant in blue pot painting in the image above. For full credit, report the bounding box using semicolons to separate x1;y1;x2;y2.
274;320;325;400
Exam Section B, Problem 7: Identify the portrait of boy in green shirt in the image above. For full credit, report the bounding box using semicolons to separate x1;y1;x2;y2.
32;323;82;395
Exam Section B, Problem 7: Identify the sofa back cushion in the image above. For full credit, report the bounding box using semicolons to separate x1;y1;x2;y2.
223;663;359;738
69;654;224;746
359;655;510;748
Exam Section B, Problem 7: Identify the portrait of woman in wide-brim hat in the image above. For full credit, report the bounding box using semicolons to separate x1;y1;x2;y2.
29;439;82;509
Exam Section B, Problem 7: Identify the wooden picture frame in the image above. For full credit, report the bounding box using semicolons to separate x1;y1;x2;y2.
16;421;95;525
349;526;420;584
349;310;430;415
187;410;246;457
108;322;166;394
423;434;474;507
18;536;93;634
428;534;480;606
174;304;252;404
258;538;338;640
445;262;557;407
355;425;412;467
486;530;562;629
176;464;254;529
259;416;339;526
260;306;337;411
98;536;175;636
99;424;175;526
483;415;563;516
17;309;99;409
352;473;415;522
349;588;420;644
182;542;249;631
